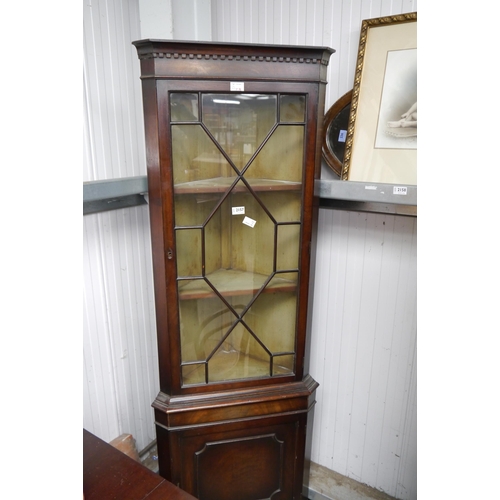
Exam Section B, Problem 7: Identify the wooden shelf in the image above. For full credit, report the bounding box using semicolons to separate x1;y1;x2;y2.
174;177;301;195
178;269;297;300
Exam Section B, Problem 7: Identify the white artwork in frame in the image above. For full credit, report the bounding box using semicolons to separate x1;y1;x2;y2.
375;48;417;150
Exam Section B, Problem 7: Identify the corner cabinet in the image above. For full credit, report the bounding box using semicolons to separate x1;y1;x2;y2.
133;39;334;500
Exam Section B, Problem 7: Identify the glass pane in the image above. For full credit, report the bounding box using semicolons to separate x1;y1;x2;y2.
170;93;199;121
178;280;237;374
208;323;271;382
182;363;205;386
172;124;235;186
245;125;304;183
276;224;300;271
202;94;277;172
173;123;235;227
174;192;222;227
244;274;298;362
257;191;301;223
280;95;305;122
272;354;295;376
205;180;274;279
176;228;202;277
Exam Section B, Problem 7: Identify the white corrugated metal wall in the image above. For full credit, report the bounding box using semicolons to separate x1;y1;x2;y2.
83;0;159;450
211;2;417;498
83;0;417;497
309;210;416;499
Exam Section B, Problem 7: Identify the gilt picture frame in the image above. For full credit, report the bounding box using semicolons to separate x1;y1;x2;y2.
342;12;417;184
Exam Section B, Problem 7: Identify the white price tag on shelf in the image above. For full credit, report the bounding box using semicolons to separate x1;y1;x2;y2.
242;216;256;228
393;186;408;195
232;206;245;215
230;82;245;91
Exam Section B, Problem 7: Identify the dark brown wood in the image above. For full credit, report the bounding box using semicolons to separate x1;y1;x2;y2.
133;39;334;500
153;375;318;427
83;429;197;500
152;377;318;499
133;39;333;83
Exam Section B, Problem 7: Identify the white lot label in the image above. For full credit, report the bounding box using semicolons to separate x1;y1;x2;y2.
230;82;245;91
242;216;256;228
338;130;347;142
393;186;408;195
232;206;245;215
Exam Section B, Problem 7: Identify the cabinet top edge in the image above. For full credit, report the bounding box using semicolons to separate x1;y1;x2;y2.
132;38;335;61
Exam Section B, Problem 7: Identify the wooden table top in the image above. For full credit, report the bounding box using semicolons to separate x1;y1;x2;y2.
83;429;197;500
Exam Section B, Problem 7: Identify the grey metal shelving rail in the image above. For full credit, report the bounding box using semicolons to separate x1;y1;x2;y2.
316;179;416;216
83;176;416;217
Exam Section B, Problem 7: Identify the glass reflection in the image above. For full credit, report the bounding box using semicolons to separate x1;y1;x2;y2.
280;95;305;122
202;94;276;172
170;93;199;121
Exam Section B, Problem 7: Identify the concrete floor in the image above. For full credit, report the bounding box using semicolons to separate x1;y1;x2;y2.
140;444;397;500
306;462;397;500
140;442;159;474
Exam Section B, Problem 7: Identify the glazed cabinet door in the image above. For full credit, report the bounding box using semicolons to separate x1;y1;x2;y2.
160;83;315;391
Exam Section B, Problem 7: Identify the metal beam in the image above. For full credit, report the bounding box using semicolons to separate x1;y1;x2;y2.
83;176;417;217
83;176;148;215
315;179;417;206
84;176;148;202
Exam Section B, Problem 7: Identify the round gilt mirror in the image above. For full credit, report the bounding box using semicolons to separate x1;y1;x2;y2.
321;90;352;177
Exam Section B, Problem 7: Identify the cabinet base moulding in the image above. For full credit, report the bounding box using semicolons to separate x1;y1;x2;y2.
153;375;318;500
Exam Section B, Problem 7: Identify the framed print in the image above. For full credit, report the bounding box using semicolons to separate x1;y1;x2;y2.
342;12;417;184
322;90;352;177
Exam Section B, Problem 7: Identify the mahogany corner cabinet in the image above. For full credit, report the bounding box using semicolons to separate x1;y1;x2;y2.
133;39;334;500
